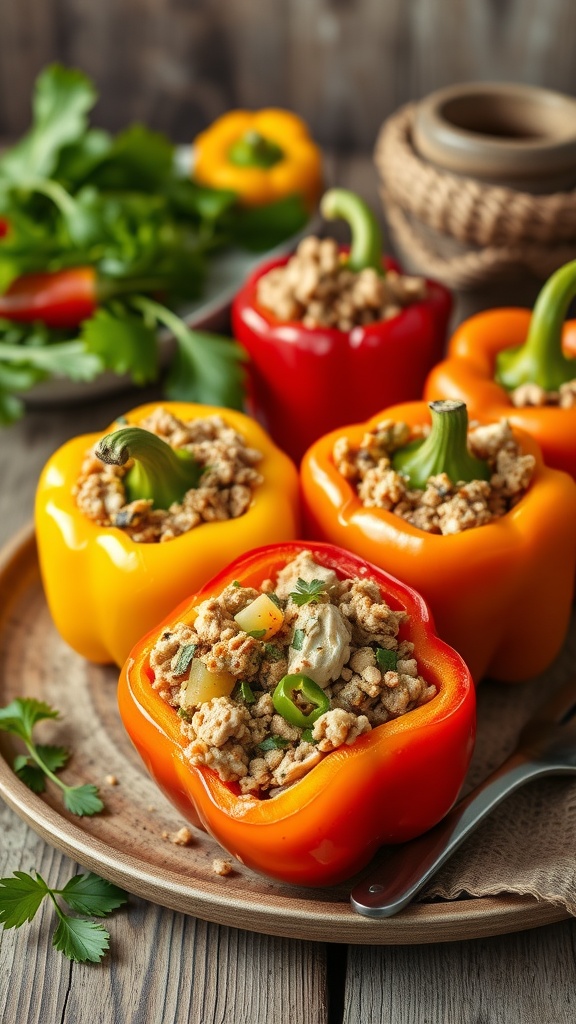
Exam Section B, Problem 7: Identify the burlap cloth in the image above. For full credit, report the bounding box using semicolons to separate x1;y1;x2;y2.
421;608;576;913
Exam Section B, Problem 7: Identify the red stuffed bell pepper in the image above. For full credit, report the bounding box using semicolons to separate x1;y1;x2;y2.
119;540;475;887
232;189;452;462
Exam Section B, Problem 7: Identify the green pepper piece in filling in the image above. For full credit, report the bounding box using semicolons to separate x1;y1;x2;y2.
272;673;330;729
96;426;204;510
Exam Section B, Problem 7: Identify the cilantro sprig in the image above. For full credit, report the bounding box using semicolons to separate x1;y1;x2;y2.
289;578;328;607
0;870;128;963
0;698;103;816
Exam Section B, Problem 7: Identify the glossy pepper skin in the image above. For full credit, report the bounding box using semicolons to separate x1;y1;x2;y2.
0;267;97;327
424;261;576;478
35;401;300;667
193;109;323;209
300;402;576;684
118;541;476;887
231;187;452;464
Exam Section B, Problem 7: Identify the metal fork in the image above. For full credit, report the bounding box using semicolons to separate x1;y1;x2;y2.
351;678;576;918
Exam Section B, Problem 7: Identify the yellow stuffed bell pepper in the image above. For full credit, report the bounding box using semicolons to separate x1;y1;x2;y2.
193;109;323;209
35;401;300;667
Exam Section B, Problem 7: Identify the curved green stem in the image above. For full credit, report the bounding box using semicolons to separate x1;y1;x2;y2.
320;188;384;274
392;400;490;489
95;426;204;509
496;259;576;391
228;131;284;168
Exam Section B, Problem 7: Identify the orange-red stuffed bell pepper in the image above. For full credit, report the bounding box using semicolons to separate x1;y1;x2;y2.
424;259;576;478
118;540;475;887
35;401;299;667
300;400;576;683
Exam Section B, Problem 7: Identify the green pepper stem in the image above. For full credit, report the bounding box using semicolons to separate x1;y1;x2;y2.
392;400;490;489
320;188;384;275
95;426;204;509
228;131;284;168
495;259;576;391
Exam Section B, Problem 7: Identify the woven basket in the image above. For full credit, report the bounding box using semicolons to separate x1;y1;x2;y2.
374;102;576;305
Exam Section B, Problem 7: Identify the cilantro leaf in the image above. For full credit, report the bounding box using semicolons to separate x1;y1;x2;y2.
171;643;196;677
376;648;398;673
0;339;103;382
63;784;104;817
0;871;48;928
0;65;97;185
289;579;327;607
258;735;290;751
0;869;127;964
228;194;308;252
13;758;47;794
263;643;283;662
291;628;305;651
0;387;24;426
246;628;267;639
59;873;128;917
0;698;59;743
0;697;103;815
52;916;111;964
132;295;246;409
34;744;70;772
81;306;158;385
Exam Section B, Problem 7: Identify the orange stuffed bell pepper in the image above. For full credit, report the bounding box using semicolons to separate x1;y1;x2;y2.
118;540;475;887
300;400;576;684
424;259;576;478
35;401;300;667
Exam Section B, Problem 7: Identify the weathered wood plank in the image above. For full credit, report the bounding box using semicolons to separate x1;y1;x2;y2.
2;0;576;147
344;925;576;1023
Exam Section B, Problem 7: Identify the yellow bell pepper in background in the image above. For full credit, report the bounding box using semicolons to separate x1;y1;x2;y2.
35;401;300;667
193;109;323;208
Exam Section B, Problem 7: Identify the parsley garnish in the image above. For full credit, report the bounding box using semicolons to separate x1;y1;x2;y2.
233;681;256;704
258;735;290;751
232;580;242;588
289;579;327;606
266;592;282;609
263;643;283;662
376;648;398;673
171;643;196;676
0;698;103;816
301;728;318;744
0;870;128;963
246;628;267;639
291;628;305;651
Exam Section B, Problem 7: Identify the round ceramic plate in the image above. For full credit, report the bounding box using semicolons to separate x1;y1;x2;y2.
0;527;570;944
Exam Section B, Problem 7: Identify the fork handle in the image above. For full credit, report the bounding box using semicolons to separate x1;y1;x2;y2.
350;755;558;918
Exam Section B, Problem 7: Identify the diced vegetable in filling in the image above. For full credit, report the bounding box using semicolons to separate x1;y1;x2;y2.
149;552;437;798
74;407;263;542
334;418;535;535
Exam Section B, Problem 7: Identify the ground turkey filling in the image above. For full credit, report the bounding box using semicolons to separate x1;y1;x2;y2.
149;551;437;798
333;418;535;535
256;235;427;331
509;380;576;408
74;407;263;543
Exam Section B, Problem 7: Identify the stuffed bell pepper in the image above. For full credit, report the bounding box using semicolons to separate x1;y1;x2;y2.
118;540;475;886
301;399;576;684
424;259;576;478
231;188;452;462
35;401;300;667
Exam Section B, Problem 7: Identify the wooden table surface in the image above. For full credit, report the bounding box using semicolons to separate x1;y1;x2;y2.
1;156;576;1024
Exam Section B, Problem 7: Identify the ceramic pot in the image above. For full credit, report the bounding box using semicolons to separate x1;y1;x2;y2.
413;82;576;194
